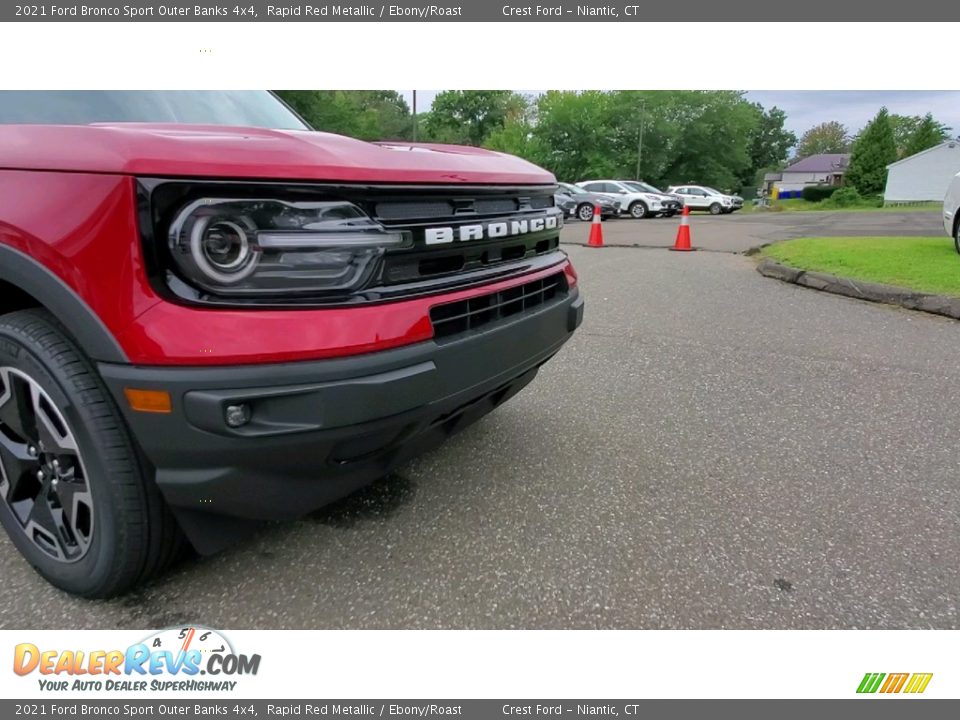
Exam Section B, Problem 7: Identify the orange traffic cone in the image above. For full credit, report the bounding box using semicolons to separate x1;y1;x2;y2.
670;205;694;251
587;204;604;247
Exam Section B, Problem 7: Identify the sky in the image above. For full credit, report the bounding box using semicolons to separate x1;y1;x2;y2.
400;90;960;139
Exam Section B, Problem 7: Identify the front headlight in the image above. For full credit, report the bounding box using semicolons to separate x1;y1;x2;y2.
167;198;408;297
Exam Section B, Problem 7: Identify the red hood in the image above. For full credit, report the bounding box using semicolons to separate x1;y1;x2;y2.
0;123;555;185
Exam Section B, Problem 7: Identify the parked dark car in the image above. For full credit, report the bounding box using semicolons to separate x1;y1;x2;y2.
558;182;620;221
555;191;578;218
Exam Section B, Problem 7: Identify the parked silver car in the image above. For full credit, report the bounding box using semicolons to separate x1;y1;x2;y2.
577;179;666;219
667;185;743;214
558;182;620;221
620;181;683;217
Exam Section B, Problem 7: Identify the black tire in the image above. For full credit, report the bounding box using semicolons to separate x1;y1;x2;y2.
629;201;648;219
709;203;722;215
0;309;183;597
954;219;960;255
577;204;594;222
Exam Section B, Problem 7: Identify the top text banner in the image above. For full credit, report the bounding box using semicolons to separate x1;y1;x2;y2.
4;0;955;21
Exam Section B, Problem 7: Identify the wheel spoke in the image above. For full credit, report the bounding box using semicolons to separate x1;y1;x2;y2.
53;471;93;550
0;370;38;444
0;429;36;501
30;383;77;455
26;492;68;560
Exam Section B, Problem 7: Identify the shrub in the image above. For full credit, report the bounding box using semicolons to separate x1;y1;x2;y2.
826;187;862;208
801;185;838;203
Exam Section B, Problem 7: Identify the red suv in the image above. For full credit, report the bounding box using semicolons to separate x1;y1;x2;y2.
0;91;583;597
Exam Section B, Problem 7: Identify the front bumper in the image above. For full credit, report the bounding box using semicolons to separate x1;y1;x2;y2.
97;286;583;551
599;203;619;217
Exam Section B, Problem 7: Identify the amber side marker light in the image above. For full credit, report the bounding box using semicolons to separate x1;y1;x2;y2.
124;388;173;414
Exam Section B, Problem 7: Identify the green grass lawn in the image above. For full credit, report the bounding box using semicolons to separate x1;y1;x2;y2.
761;236;960;296
741;200;940;214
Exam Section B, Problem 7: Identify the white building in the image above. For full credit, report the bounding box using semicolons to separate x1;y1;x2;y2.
884;141;960;204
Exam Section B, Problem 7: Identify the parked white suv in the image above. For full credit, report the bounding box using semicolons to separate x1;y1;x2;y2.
945;171;960;253
577;179;666;219
668;185;742;215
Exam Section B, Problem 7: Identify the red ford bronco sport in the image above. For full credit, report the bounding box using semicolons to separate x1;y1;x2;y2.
0;91;582;597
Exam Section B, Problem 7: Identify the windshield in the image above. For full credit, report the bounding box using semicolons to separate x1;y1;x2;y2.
0;91;309;130
624;181;662;194
702;187;723;196
560;183;589;196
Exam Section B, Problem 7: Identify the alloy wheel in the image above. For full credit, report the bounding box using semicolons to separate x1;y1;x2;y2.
0;367;94;562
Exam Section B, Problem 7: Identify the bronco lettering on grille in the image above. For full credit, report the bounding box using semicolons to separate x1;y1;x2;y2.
424;214;560;245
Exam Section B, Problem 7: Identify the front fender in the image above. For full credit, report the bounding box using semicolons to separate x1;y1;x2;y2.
0;242;127;363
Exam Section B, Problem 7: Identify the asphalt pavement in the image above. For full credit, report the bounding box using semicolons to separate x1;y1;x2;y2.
560;209;944;252
1;215;958;629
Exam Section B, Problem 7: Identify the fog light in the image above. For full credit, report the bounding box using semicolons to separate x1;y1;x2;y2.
225;403;251;428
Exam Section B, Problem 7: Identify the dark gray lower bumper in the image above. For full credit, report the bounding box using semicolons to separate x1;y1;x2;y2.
97;289;582;551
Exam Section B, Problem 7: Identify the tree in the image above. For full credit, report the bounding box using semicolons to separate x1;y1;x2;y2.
747;105;796;180
903;113;951;157
889;113;951;158
795;121;849;158
599;90;762;190
652;91;760;191
889;114;922;157
526;91;619;181
845;107;897;196
272;90;412;141
483;117;545;161
420;91;528;146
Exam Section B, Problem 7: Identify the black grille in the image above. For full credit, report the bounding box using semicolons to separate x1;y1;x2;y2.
429;273;567;341
376;201;454;220
474;198;517;215
370;190;555;227
528;196;553;210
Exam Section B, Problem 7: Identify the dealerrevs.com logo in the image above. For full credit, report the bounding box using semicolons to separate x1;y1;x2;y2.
13;627;261;692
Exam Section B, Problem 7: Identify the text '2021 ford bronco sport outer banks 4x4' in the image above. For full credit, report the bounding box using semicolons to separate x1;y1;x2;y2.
0;91;583;597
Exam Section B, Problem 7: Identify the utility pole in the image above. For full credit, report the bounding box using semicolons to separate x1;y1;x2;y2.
635;99;645;181
412;90;418;142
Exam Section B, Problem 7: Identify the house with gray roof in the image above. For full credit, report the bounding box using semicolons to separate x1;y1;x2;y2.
763;153;850;198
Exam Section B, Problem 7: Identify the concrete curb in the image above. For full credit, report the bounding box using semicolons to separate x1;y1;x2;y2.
756;258;960;320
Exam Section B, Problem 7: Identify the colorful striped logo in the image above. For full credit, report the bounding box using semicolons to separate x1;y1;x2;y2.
857;673;933;694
